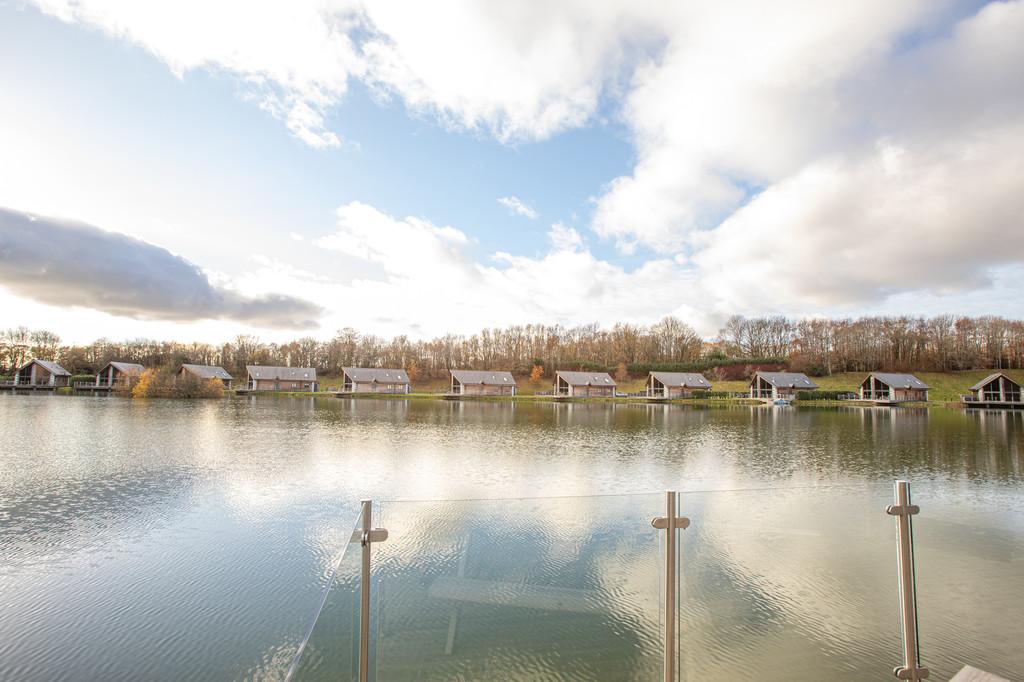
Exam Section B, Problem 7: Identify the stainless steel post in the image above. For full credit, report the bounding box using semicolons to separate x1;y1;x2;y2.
887;481;929;680
665;491;676;682
652;490;689;682
359;499;372;682
356;499;389;682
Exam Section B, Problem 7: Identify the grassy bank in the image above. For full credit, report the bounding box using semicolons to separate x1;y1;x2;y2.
705;370;1024;402
317;369;1023;402
51;369;1023;407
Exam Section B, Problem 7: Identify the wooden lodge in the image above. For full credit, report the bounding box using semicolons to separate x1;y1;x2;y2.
95;361;145;388
178;364;234;388
859;373;929;403
750;371;817;400
10;359;71;387
246;365;318;392
965;373;1023;408
554;371;617;398
449;370;517;396
646;372;712;399
341;367;411;394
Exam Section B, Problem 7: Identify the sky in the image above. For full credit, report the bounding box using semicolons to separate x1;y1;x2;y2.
0;0;1022;344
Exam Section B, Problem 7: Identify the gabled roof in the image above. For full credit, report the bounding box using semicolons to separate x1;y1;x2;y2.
753;371;818;389
180;364;234;380
866;372;929;390
650;372;711;389
343;367;410;384
246;365;317;381
100;361;145;375
556;371;617;387
969;373;1021;391
451;369;516;386
25;359;71;376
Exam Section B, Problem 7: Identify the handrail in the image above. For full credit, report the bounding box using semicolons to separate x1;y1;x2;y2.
358;499;388;682
888;481;928;680
291;483;935;681
652;491;689;681
5;378;61;386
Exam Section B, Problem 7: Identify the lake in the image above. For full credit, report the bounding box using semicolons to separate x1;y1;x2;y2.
1;393;1022;680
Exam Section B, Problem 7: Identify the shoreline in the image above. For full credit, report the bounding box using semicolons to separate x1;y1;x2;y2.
9;387;994;410
212;390;952;409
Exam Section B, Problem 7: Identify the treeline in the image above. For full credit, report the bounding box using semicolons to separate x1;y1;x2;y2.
2;314;1023;379
717;315;1024;374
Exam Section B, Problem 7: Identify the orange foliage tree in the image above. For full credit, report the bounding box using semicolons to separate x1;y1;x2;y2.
405;360;421;383
131;369;157;398
529;364;544;384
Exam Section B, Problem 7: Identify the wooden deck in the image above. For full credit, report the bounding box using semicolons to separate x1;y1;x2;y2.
0;383;59;391
962;400;1024;410
72;384;114;392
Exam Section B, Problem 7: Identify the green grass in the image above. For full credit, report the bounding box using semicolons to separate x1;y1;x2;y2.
316;373;622;395
238;369;1024;405
709;370;1024;402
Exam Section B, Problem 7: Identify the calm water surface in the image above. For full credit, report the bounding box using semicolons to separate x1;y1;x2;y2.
1;394;1022;680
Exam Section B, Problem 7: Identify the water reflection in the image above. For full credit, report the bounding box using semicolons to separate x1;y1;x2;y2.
295;486;1024;680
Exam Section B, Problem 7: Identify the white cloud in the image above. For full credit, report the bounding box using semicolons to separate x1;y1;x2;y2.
357;1;661;142
29;0;660;146
693;122;1024;316
31;0;368;148
548;222;583;252
260;96;341;150
299;202;706;336
591;1;940;251
316;202;470;278
497;196;539;219
685;1;1024;315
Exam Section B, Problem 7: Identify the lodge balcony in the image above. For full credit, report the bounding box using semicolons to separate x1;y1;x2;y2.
862;391;926;403
962;394;1024;409
1;377;61;389
286;481;1015;682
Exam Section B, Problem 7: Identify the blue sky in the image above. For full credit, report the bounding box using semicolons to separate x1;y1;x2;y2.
0;5;633;261
1;0;1023;343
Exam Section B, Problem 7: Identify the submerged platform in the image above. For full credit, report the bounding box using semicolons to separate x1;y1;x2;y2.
950;665;1011;682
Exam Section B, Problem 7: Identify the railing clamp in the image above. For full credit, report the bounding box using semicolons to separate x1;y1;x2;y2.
351;528;389;545
886;504;920;517
894;665;930;679
651;516;690;530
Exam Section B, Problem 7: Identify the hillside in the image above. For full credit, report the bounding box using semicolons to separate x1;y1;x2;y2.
705;370;1024;402
319;369;1023;401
